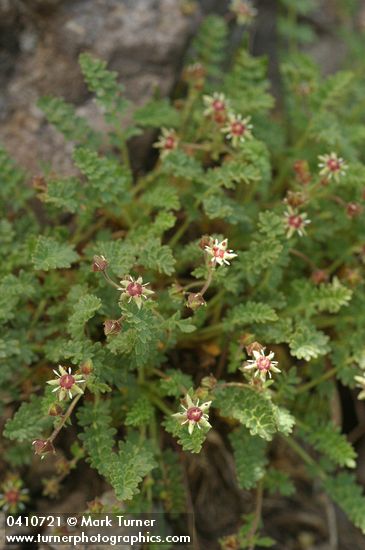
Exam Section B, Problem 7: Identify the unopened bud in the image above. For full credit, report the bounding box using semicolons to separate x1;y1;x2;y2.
80;360;93;375
103;319;122;336
293;160;311;185
92;255;108;272
32;175;47;192
201;375;218;390
48;404;63;417
245;341;264;356
32;439;55;456
199;235;212;250
186;292;206;311
183;62;206;90
346;202;362;218
311;270;328;285
284;191;306;208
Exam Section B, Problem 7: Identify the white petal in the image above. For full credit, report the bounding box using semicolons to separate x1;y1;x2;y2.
188;421;195;435
186;395;194;409
244;364;255;370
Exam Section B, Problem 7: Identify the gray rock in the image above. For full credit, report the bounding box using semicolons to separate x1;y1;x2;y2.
0;0;200;174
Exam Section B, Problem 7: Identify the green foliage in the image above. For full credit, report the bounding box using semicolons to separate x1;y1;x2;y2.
229;427;268;489
134;99;180;128
159;369;193;398
299;419;357;468
78;401;156;501
223;302;278;330
324;473;365;533
79;53;129;120
192;15;228;78
164;414;210;454
2;10;365;545
32;236;79;271
68;294;102;340
224;49;274;113
73;146;131;205
289;321;330;361
37;96;99;145
264;469;295;497
156;449;186;515
125;396;154;427
215;386;278;441
4;396;53;442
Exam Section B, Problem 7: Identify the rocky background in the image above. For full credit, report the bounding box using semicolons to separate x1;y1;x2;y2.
1;1;365;549
0;0;354;176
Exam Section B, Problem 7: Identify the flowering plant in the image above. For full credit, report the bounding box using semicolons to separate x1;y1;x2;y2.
2;7;365;547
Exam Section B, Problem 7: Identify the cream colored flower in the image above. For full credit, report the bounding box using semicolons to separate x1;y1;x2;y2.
243;349;281;382
47;366;85;401
318;152;347;182
222;113;253;146
172;395;212;435
118;276;154;309
284;206;311;238
153;128;178;158
203;92;229;123
205;238;237;266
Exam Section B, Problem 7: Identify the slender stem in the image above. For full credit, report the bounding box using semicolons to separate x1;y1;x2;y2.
200;266;214;296
248;480;264;550
289;248;317;270
168;217;191;248
142;389;173;416
282;434;326;480
102;270;120;289
48;393;83;444
296;367;337;394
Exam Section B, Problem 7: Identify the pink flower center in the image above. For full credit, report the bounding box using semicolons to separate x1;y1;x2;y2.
212;246;225;258
257;356;271;371
59;374;75;390
231;121;246;136
164;136;175;150
288;214;303;229
327;158;340;172
5;490;19;504
212;99;225;111
187;407;203;422
127;282;143;296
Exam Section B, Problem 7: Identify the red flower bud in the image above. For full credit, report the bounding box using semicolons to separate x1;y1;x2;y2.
103;319;122;336
199;235;212;250
293;160;311;185
48;404;63;417
32;439;55;456
186;293;206;311
80;360;93;375
346;202;362;218
245;341;264;356
92;255;108;272
311;270;329;285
